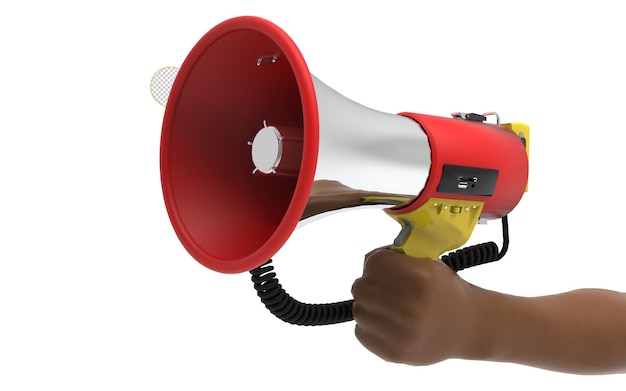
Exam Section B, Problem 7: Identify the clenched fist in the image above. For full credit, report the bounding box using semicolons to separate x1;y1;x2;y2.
351;248;484;365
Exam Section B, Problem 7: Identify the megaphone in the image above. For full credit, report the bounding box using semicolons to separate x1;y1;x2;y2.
157;16;529;283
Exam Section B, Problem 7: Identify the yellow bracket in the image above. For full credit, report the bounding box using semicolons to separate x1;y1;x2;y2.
385;198;485;260
502;122;530;192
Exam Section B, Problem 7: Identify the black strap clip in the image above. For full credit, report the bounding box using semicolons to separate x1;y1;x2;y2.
451;111;500;124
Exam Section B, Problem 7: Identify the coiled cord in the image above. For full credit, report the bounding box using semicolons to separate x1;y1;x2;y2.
441;215;509;271
250;261;354;326
250;216;509;326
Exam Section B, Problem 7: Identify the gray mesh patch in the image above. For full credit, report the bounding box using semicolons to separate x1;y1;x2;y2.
150;67;179;106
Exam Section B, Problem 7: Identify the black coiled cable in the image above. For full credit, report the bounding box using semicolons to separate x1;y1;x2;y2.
250;261;354;325
249;216;510;326
441;215;509;271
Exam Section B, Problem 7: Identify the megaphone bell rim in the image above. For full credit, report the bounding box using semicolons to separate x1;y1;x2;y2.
160;16;319;273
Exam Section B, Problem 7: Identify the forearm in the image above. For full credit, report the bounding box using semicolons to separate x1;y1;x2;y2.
352;250;626;374
469;286;626;374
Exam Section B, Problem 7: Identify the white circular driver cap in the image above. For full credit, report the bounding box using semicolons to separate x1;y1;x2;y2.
250;124;283;174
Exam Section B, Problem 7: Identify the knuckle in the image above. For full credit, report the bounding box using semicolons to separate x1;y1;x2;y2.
351;301;363;320
351;277;366;299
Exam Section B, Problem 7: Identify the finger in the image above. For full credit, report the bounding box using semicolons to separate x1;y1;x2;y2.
369;248;449;274
355;324;405;364
363;245;392;272
364;245;391;259
363;248;437;283
363;247;404;274
352;277;416;324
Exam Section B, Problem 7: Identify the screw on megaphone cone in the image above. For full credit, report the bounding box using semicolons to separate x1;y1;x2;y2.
150;66;179;106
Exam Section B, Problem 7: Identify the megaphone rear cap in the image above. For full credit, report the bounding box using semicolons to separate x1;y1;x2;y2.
161;16;318;273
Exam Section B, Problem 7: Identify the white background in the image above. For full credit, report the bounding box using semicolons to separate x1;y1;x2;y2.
2;1;626;389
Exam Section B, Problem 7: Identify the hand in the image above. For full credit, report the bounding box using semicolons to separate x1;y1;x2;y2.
351;248;481;365
351;248;626;374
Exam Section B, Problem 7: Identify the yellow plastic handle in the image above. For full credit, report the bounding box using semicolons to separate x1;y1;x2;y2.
385;198;485;260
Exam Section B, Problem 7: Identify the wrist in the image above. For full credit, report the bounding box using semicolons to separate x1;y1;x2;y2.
457;283;529;362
